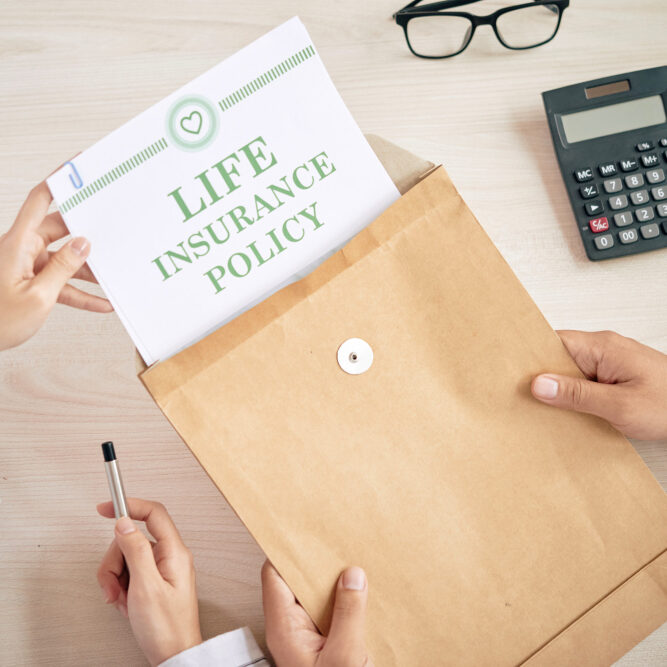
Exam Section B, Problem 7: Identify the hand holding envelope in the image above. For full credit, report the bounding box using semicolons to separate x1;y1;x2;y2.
533;329;667;440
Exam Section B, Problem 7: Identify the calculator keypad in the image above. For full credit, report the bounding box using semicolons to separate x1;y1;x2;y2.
573;137;667;255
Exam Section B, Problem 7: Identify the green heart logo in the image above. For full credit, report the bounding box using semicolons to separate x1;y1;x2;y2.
180;110;203;135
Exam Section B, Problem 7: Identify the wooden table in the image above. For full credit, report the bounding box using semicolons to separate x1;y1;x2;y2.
1;1;665;664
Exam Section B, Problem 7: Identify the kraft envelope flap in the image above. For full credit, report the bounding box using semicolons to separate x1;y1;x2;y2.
141;166;667;666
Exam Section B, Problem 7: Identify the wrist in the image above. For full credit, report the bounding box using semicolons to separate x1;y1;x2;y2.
148;628;203;667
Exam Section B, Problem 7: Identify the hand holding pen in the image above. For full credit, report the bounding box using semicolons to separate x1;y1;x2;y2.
97;443;202;666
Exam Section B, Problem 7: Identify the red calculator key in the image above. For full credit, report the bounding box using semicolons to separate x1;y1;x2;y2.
589;217;609;233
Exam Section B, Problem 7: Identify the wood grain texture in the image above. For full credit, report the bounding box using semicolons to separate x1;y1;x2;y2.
0;1;665;664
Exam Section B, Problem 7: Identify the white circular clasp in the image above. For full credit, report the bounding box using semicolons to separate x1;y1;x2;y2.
337;338;373;375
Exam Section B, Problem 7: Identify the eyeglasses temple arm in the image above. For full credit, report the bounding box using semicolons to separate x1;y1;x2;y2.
393;0;482;19
534;0;561;14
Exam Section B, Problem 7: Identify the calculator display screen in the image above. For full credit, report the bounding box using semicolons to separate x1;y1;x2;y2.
560;95;666;143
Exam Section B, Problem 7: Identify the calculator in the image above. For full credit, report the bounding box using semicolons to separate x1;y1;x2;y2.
542;66;667;261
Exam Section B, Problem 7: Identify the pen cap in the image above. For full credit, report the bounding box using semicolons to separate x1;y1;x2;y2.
101;441;116;462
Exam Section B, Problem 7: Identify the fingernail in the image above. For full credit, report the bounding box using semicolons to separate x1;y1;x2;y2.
342;566;366;591
115;517;136;535
117;601;128;618
533;375;559;399
103;589;112;604
70;237;89;255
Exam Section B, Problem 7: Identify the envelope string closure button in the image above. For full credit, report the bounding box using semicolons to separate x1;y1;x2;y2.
337;338;373;375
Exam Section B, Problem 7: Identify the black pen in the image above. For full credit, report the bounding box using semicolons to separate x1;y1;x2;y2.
102;441;129;518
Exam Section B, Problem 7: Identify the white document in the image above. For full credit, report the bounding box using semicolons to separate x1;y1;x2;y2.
47;17;399;365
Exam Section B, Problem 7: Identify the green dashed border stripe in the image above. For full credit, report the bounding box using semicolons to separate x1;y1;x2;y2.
218;44;316;113
59;137;169;213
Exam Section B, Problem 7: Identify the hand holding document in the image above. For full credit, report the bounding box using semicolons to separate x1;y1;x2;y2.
47;18;399;364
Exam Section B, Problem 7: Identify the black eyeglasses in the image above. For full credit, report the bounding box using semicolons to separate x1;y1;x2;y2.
394;0;569;59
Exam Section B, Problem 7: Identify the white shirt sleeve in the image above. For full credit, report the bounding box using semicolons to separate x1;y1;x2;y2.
158;627;270;667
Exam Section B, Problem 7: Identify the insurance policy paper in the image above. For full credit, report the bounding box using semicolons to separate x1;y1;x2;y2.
47;17;399;364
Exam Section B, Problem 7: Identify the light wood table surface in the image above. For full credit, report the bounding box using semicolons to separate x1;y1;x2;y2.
1;1;665;664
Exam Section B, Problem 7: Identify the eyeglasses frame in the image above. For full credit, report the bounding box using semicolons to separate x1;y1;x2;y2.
394;0;570;59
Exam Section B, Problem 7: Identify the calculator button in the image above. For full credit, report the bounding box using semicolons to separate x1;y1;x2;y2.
641;153;659;168
614;211;633;227
608;194;628;210
651;185;667;201
660;138;667;147
585;200;604;215
636;141;654;151
635;206;655;222
658;204;667;217
598;163;617;177
580;184;599;199
574;168;593;182
619;228;639;244
625;174;644;189
646;168;665;184
603;178;622;193
640;223;660;239
588;217;609;233
620;158;638;172
630;189;649;205
594;233;614;250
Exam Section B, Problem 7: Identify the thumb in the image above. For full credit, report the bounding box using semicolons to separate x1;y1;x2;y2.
531;374;618;422
325;567;369;661
32;237;90;303
114;516;160;582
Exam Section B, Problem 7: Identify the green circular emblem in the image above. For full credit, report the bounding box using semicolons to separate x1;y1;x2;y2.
166;95;218;151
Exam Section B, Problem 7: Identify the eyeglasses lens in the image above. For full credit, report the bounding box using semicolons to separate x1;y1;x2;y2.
407;15;473;57
495;4;560;48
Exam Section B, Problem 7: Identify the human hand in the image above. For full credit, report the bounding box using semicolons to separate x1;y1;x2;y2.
97;498;202;666
531;330;667;440
0;181;112;351
262;560;374;667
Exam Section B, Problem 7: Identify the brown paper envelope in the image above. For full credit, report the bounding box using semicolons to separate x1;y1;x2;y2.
141;160;667;666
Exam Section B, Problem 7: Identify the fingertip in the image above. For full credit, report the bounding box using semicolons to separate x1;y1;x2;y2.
115;516;136;536
96;501;115;517
261;559;275;579
340;566;367;591
102;584;118;604
532;375;559;401
69;236;90;258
